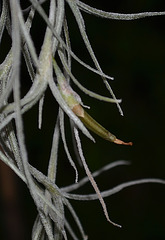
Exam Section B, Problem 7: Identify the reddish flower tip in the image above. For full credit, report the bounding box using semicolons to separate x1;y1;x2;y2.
114;138;133;146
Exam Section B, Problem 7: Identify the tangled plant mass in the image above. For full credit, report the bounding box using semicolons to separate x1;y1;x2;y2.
0;0;165;239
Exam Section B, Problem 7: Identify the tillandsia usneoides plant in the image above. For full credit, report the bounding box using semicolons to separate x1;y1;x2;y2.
0;0;165;239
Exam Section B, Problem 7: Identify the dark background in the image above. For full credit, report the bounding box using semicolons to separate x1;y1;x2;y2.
0;0;165;239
